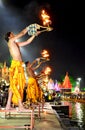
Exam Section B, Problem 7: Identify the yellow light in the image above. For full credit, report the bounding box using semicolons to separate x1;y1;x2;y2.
41;9;52;26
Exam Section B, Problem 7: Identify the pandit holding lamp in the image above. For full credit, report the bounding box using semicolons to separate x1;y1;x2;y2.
4;22;52;111
4;25;42;111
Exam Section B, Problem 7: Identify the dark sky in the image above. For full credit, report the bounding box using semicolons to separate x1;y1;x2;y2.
0;0;85;86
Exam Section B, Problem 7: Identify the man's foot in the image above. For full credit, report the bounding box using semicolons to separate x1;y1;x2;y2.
5;107;14;110
17;107;30;112
5;104;14;110
5;107;15;112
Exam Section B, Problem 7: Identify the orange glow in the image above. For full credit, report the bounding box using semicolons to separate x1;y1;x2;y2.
41;9;52;26
44;67;51;75
63;72;72;89
41;50;49;58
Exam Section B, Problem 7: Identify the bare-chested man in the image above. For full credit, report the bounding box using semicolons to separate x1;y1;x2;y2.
4;26;40;111
25;57;49;103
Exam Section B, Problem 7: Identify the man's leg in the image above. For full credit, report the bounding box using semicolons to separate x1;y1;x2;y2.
5;89;13;110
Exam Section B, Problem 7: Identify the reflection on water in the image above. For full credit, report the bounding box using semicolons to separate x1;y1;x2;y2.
62;101;85;128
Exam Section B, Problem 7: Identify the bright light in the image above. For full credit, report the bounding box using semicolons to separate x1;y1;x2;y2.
41;9;52;26
76;77;81;87
75;103;83;121
76;81;79;85
77;77;81;82
41;49;49;58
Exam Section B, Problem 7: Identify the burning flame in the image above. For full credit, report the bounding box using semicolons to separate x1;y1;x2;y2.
41;9;52;26
41;50;49;58
44;66;51;75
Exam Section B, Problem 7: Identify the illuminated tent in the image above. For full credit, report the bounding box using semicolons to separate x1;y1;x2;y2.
62;72;72;89
54;80;60;91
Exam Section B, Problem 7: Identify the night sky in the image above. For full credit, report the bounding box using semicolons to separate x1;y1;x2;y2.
0;0;85;86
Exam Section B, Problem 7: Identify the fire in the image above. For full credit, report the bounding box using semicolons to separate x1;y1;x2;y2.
41;9;52;26
41;50;49;58
44;67;51;75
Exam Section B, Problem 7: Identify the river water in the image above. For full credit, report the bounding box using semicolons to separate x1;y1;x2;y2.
61;101;85;129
